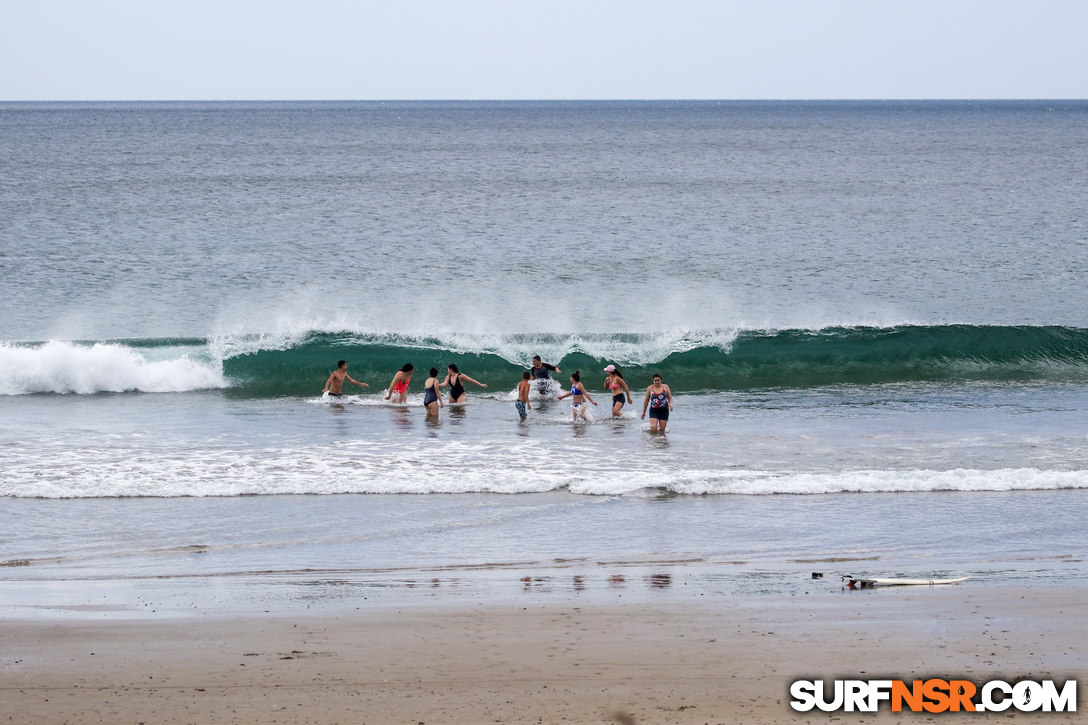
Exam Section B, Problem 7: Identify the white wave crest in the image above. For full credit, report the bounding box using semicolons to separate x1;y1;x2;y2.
0;341;226;395
426;328;744;368
210;326;745;368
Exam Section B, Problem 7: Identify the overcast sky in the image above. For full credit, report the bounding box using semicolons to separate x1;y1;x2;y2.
3;0;1086;101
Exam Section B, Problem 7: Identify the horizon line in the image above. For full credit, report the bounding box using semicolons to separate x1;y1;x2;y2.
3;97;1086;104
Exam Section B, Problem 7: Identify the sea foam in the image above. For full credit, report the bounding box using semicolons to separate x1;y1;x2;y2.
2;432;1085;499
0;341;226;395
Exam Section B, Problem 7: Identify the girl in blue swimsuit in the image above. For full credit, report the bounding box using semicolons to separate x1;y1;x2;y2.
556;370;598;422
422;367;443;416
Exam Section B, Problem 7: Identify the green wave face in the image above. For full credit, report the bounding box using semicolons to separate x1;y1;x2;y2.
5;326;1086;397
219;326;1088;398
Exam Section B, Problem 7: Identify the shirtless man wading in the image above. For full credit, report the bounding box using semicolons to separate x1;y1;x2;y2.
322;360;369;397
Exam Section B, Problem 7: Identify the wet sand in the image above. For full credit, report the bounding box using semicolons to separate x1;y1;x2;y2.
1;587;1083;724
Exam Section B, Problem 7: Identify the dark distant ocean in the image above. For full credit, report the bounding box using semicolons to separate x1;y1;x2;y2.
1;101;1086;615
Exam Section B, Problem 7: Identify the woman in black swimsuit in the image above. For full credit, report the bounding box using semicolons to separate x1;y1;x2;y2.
439;364;487;404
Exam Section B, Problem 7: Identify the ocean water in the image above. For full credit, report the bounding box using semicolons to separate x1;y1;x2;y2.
1;101;1086;616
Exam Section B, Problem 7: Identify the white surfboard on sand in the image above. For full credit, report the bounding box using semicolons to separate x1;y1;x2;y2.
844;575;969;589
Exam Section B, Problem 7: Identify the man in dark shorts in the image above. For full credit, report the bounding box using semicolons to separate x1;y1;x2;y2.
322;360;369;397
528;355;561;395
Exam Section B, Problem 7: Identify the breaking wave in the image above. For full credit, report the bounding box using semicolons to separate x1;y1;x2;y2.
3;325;1087;397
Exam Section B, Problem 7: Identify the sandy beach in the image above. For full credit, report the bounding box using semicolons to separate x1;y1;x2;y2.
1;586;1083;724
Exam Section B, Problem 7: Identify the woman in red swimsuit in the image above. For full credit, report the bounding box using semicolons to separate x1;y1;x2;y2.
384;363;413;403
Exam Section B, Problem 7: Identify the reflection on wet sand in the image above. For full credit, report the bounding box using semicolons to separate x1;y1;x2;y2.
517;572;674;593
646;573;672;589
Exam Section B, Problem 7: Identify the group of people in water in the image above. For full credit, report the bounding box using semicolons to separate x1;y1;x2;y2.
322;355;675;430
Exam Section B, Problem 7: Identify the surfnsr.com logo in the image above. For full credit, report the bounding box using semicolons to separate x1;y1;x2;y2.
790;679;1077;713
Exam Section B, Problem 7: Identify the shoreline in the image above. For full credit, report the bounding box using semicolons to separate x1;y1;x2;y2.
2;587;1083;724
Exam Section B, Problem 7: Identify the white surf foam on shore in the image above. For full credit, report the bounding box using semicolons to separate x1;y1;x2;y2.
2;434;1084;499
